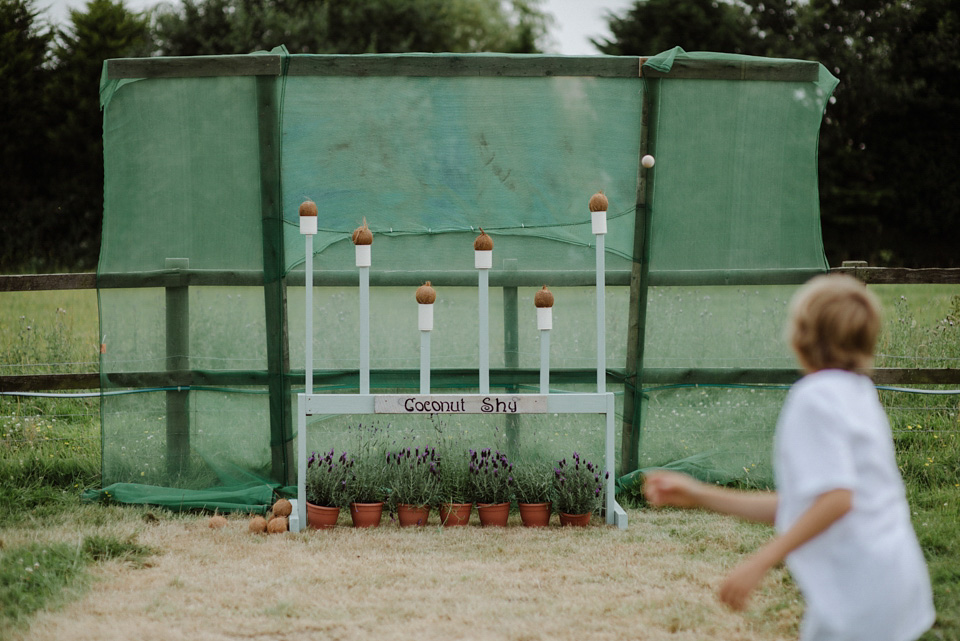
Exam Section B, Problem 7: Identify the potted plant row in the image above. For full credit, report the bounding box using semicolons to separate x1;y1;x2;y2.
304;446;607;529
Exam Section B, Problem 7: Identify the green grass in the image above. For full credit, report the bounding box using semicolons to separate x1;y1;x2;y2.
0;534;155;638
1;286;959;639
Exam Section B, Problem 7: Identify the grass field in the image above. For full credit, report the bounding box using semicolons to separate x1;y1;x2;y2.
1;286;958;640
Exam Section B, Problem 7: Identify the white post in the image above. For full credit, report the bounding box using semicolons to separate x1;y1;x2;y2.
594;212;607;394
420;331;431;394
540;330;550;394
419;304;433;394
302;217;315;397
359;260;370;396
537;305;552;394
297;203;317;533
478;268;490;394
605;392;627;529
296;399;307;531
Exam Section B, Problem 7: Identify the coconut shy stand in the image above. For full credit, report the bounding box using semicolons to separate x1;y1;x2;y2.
290;194;629;532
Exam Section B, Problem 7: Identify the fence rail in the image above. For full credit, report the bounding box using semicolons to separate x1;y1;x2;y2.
2;268;959;394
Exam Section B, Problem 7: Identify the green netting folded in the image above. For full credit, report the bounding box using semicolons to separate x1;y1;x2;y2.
82;482;277;513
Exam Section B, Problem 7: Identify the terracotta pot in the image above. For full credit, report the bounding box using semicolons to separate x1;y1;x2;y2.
476;502;510;527
350;502;384;528
559;512;591;527
306;502;340;530
518;502;552;527
438;502;472;527
397;504;430;527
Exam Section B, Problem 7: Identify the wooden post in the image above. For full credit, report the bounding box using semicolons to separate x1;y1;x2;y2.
165;257;190;477
621;80;657;476
257;74;295;486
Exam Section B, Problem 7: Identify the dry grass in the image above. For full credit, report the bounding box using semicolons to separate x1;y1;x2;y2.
7;507;802;641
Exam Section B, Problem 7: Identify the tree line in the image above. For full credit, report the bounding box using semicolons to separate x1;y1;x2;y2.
2;0;957;272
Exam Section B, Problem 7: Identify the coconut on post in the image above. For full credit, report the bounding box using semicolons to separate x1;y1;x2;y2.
352;218;373;267
416;281;436;331
474;227;493;269
589;191;608;235
299;200;318;235
535;285;554;330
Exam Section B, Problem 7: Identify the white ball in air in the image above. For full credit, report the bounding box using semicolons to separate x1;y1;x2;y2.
641;155;656;169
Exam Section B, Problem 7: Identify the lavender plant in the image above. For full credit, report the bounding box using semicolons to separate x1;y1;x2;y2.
385;445;441;508
343;422;390;504
469;448;514;505
552;452;608;515
305;449;352;508
512;458;553;504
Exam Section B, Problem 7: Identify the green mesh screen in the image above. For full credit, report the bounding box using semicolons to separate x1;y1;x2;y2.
91;49;836;510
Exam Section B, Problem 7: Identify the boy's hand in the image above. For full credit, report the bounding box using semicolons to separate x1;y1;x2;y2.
643;470;703;508
718;553;771;611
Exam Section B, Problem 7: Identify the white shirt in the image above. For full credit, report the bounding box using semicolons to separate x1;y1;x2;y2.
774;369;934;641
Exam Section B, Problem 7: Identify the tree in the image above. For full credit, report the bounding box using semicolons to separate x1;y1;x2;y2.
0;0;54;271
37;0;151;271
0;0;52;202
592;0;762;56
153;0;551;56
598;0;960;267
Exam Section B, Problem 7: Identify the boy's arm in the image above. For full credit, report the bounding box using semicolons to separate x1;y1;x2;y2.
719;488;853;610
644;470;778;525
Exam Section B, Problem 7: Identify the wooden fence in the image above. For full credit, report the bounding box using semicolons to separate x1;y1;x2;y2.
2;267;959;394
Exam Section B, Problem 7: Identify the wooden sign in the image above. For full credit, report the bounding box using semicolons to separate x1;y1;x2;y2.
374;394;547;415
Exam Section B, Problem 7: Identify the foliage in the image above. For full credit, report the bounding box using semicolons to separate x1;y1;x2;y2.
341;423;390;504
0;0;52;203
305;448;352;508
152;0;550;56
81;533;155;566
0;0;150;273
436;448;473;504
551;452;606;515
593;0;761;56
0;533;154;631
598;0;960;268
511;458;552;504
384;444;441;508
0;542;87;630
468;448;514;504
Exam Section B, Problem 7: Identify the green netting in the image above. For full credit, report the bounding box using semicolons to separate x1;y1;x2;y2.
95;49;835;511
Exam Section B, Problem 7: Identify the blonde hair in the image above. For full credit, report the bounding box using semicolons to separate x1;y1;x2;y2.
787;273;881;373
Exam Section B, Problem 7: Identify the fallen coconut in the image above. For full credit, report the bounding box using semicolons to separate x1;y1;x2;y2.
208;515;228;529
267;516;288;534
249;515;268;534
272;498;292;518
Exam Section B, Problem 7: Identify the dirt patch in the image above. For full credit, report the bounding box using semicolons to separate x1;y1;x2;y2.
14;509;801;641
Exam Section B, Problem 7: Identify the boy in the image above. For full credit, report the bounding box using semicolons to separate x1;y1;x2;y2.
644;274;934;641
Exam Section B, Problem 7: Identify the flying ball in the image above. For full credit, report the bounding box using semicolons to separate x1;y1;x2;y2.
641;155;656;169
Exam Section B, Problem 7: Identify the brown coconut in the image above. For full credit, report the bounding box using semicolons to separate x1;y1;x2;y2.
208;515;228;529
352;218;373;245
248;515;268;534
534;285;555;308
473;227;494;251
299;200;318;217
588;191;608;213
416;281;436;305
267;516;288;534
272;498;293;518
